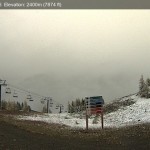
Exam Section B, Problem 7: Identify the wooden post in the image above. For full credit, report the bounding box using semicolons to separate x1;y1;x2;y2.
101;109;104;129
0;85;1;109
86;108;88;131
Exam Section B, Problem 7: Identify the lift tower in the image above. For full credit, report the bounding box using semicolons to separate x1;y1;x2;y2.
0;79;7;109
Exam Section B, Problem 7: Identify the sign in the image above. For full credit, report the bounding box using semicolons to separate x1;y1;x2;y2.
85;96;104;115
85;95;104;130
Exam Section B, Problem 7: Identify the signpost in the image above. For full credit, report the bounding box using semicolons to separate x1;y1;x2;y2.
85;96;104;130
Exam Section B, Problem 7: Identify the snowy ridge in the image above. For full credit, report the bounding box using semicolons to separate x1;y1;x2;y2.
18;95;150;129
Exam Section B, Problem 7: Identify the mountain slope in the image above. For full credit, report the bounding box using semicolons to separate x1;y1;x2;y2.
18;94;150;129
104;95;150;127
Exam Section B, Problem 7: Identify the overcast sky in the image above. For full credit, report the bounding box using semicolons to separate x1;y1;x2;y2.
0;10;150;105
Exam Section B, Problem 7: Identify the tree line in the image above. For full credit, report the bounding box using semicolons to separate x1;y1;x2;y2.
138;75;150;98
68;98;86;113
1;100;31;112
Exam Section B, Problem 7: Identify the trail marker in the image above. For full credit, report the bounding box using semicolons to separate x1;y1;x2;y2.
85;96;104;130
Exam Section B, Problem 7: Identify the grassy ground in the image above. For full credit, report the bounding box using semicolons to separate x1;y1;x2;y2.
0;111;150;150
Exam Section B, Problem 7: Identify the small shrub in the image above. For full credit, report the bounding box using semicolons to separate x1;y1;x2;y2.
64;116;70;119
92;115;99;124
75;120;79;124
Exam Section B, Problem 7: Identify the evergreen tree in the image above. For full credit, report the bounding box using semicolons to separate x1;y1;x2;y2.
68;102;71;113
139;75;150;98
75;98;80;112
146;78;150;98
16;102;22;111
139;75;145;96
1;100;7;110
21;102;24;110
6;101;11;111
71;101;75;113
28;105;31;112
81;98;85;111
68;98;86;113
42;105;47;113
141;83;149;98
146;78;150;87
23;101;29;112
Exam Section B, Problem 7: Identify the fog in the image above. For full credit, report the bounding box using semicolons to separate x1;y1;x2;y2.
0;10;150;108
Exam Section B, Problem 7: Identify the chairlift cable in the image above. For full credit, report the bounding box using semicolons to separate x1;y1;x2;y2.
4;82;61;106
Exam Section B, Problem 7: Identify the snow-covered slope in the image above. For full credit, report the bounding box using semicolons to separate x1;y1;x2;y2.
18;95;150;129
104;95;150;127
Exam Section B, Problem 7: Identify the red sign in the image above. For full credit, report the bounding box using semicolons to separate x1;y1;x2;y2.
87;107;103;115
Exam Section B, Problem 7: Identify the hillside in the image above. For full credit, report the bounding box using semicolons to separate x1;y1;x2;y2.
18;94;150;129
104;94;150;127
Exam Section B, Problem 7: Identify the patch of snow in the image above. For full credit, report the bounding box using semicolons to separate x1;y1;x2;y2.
18;95;150;129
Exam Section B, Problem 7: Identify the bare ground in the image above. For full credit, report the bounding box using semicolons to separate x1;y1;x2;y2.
0;111;150;150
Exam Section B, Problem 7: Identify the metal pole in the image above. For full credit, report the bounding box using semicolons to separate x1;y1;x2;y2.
47;99;49;113
59;106;61;113
0;79;7;109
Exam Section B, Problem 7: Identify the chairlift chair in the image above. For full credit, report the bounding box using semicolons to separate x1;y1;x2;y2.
5;87;11;94
27;94;32;100
29;98;34;102
13;91;18;98
55;106;59;109
28;95;34;101
43;98;47;101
